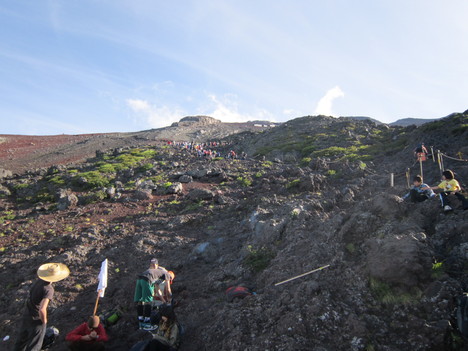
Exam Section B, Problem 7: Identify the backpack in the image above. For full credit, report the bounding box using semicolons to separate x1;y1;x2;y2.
456;293;468;338
225;286;253;302
41;326;59;349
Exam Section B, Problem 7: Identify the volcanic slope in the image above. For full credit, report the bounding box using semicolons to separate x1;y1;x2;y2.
0;111;467;350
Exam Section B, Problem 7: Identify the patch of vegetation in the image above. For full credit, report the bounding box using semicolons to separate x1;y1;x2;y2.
254;171;264;178
74;171;110;189
184;200;204;212
163;182;173;188
98;163;117;173
300;157;312;166
326;170;337;177
139;163;154;172
0;210;16;224
237;176;252;187
244;245;275;272
346;243;356;254
286;179;301;189
369;277;421;305
48;175;66;186
82;190;107;204
452;124;468;135
432;261;445;279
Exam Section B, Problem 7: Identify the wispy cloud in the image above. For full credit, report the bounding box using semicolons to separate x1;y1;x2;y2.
206;94;275;123
314;86;344;116
126;99;185;128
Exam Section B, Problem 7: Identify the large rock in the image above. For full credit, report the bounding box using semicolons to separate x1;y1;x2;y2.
187;169;209;178
187;188;214;201
166;182;183;195
178;175;193;183
366;233;431;287
0;184;11;196
56;189;79;210
0;169;12;179
134;189;153;200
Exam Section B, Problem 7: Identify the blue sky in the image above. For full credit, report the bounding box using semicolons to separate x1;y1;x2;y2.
1;1;467;135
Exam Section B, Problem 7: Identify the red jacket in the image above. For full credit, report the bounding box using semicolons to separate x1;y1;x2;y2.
65;322;109;342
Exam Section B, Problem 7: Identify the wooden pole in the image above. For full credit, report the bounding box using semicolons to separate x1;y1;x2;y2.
406;168;411;188
419;156;423;178
390;173;394;187
275;264;330;286
93;293;100;316
431;146;435;162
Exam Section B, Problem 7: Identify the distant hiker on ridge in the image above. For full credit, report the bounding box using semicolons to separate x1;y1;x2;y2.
14;263;70;351
134;258;170;330
414;142;428;161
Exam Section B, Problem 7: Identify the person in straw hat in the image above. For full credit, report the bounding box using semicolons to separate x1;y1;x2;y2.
14;262;70;351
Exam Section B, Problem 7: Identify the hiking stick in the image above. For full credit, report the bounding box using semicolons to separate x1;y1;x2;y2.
93;293;100;316
274;264;330;286
419;156;423;178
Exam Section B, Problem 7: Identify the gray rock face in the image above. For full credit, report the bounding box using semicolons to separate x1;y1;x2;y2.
187;169;208;178
187;188;214;201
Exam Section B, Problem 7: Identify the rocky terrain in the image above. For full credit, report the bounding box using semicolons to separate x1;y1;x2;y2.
0;110;467;350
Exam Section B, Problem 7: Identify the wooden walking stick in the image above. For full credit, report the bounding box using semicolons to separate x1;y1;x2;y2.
275;264;330;286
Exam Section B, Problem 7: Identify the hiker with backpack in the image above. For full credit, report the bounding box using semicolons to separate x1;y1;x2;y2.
401;175;436;203
134;258;171;330
414;142;428;160
65;315;108;350
14;263;70;351
422;170;468;211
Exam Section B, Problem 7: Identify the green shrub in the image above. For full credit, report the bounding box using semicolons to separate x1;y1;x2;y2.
139;163;154;172
0;210;16;224
286;179;301;189
432;261;445;279
244;245;275;272
98;163;116;173
48;175;66;186
236;176;252;187
82;190;107;204
74;171;109;189
369;278;420;305
300;157;312;166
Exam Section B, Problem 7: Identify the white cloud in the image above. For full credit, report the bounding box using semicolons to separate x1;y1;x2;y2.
126;98;184;128
314;86;344;116
206;94;275;122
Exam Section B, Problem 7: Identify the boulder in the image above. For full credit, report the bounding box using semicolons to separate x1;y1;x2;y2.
56;189;79;210
134;189;153;200
366;233;431;287
178;175;193;183
166;182;183;195
0;169;13;179
187;188;214;201
187;169;209;178
0;184;11;196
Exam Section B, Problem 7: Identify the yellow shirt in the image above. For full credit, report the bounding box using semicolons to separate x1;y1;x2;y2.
438;179;461;192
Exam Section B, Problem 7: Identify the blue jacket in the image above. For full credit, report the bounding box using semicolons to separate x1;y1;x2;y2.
402;183;435;200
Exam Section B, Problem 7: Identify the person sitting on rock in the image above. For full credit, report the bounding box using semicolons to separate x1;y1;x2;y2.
401;175;435;203
65;315;108;351
145;305;180;351
134;258;170;330
422;170;468;211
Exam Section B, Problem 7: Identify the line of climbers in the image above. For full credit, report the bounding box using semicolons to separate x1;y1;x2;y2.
14;258;181;351
167;140;247;160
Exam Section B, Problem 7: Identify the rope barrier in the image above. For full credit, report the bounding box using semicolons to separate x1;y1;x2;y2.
440;152;468;162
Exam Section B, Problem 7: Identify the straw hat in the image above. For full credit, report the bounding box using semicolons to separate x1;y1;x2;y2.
37;263;70;282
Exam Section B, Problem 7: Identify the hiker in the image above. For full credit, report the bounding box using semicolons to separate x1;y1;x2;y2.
14;263;70;351
154;271;175;305
401;175;435;203
414;143;428;160
422;170;468;211
65;315;108;351
145;305;180;351
134;258;171;330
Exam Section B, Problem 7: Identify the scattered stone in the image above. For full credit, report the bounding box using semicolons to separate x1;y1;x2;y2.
56;189;78;210
187;188;214;201
134;189;153;200
178;175;193;183
166;182;183;195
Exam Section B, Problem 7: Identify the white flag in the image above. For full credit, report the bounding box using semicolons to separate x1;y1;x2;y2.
97;259;108;298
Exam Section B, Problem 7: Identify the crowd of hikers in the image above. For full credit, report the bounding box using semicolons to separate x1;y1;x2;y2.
14;258;180;351
167;140;247;160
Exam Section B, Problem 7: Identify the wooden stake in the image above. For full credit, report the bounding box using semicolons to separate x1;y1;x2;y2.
275;264;330;286
390;173;394;187
406;168;410;188
419;156;423;178
93;293;100;316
